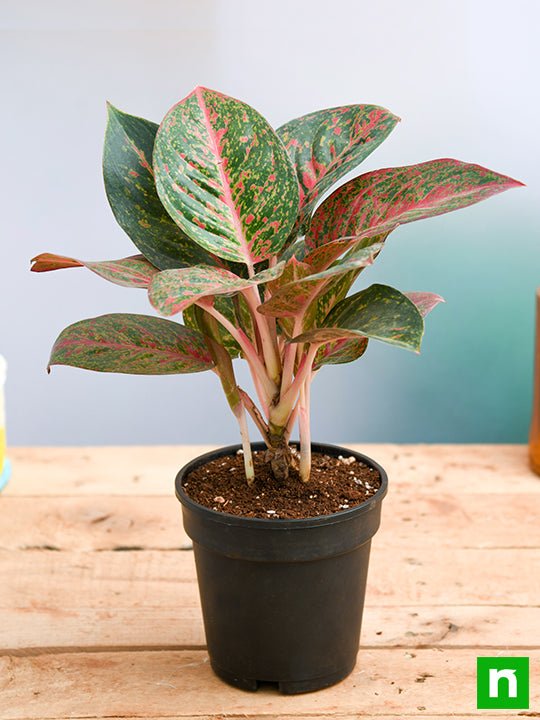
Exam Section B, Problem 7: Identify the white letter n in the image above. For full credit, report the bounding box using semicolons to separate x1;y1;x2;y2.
489;668;517;698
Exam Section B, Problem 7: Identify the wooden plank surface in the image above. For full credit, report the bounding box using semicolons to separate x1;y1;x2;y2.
2;648;539;719
5;443;536;495
2;490;539;550
1;444;538;719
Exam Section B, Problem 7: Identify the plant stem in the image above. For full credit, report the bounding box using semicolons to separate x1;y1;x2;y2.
247;363;270;417
235;403;255;485
280;318;301;395
199;300;277;401
298;376;311;482
270;343;319;428
243;287;281;385
238;388;271;445
283;399;300;443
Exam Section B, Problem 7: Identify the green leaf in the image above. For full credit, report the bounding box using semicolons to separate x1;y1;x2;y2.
149;262;284;317
278;104;399;232
49;314;213;374
153;86;300;266
290;284;424;353
312;289;443;370
184;297;238;358
313;336;368;370
103;104;219;270
258;245;382;318
31;253;158;288
307;159;524;249
278;237;307;264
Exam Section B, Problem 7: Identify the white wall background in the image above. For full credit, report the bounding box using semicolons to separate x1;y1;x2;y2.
1;0;538;447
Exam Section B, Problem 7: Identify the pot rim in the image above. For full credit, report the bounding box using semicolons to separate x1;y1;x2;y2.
176;441;388;530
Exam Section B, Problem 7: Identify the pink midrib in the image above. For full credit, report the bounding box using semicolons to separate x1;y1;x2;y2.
57;336;207;363
195;87;253;268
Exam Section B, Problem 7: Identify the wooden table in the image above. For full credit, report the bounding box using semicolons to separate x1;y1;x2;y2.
1;444;538;719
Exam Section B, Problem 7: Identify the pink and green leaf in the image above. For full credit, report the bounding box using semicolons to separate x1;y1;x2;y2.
277;104;399;232
313;290;443;368
313;336;369;370
307;159;523;249
405;291;445;317
183;294;255;359
290;284;424;353
31;253;158;288
49;314;213;375
259;245;382;318
153;86;300;266
149;262;284;317
103;104;219;270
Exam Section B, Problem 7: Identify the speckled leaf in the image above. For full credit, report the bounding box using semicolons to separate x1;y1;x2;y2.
259;245;381;318
149;262;284;317
48;314;213;374
278;238;307;264
313;289;443;369
313;336;368;370
184;297;238;358
308;159;523;249
278;104;399;231
290;284;424;353
304;229;389;273
31;253;158;288
405;292;445;317
153;86;300;266
104;104;219;270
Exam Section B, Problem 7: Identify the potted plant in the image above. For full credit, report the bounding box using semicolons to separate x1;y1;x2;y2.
32;87;522;694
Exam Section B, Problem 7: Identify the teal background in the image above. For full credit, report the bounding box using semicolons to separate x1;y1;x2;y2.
1;0;538;446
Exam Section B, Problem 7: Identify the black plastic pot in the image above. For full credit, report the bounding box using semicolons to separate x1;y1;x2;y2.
175;442;388;694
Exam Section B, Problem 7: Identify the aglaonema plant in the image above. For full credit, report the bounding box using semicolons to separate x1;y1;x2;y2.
32;87;522;484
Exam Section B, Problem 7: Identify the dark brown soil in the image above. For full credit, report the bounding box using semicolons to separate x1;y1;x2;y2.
182;449;382;519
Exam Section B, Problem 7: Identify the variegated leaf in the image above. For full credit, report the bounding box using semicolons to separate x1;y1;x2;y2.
259;245;382;318
313;289;443;368
153;86;300;267
149;262;284;317
307;159;523;249
304;229;389;273
104;104;219;270
31;253;158;288
405;292;445;317
49;314;213;374
278;238;307;264
278;104;399;231
313;336;369;370
184;298;237;358
290;284;424;353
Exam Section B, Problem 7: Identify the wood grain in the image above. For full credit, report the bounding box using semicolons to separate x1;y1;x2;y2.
1;491;538;551
2;648;539;719
4;444;534;495
1;444;538;719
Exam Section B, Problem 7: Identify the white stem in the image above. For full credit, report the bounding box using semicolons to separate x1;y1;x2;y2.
236;404;255;485
299;377;311;482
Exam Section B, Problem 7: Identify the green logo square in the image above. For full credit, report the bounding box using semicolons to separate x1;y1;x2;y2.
477;657;529;709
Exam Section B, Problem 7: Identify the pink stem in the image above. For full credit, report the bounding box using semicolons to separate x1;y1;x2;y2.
243;287;281;384
269;343;319;429
280;318;301;396
284;400;300;443
199;301;277;401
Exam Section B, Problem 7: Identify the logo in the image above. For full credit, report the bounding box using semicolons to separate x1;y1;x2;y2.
477;657;529;709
